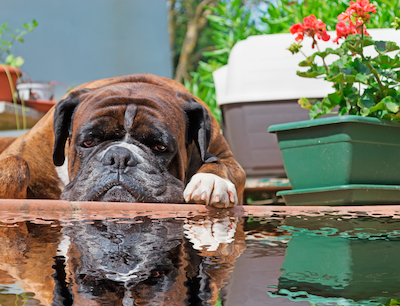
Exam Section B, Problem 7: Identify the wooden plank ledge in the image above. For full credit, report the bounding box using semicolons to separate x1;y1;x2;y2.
245;177;292;193
0;101;45;130
0;199;399;220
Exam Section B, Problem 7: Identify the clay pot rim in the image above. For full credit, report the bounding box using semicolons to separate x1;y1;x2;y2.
0;65;21;74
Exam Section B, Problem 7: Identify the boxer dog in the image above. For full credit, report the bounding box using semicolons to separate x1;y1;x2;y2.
0;74;245;207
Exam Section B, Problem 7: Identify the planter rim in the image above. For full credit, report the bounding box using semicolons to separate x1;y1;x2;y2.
278;184;400;196
0;65;21;74
268;115;400;133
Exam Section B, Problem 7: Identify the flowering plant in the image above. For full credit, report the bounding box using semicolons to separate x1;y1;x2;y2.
288;0;400;120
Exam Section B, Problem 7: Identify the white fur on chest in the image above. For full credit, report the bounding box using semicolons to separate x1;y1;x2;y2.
55;157;69;190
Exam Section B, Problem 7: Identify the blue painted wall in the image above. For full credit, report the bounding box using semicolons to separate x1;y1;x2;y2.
0;0;172;99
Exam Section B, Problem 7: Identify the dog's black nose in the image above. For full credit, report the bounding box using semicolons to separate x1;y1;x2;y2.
102;146;138;169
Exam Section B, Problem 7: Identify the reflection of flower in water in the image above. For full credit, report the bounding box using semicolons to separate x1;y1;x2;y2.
183;217;237;251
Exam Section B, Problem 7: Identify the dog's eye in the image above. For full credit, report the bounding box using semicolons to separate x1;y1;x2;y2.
153;144;167;152
82;140;97;148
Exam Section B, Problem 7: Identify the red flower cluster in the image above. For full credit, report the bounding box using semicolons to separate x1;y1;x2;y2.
335;0;377;43
338;0;377;23
290;0;378;46
333;20;369;43
290;15;330;48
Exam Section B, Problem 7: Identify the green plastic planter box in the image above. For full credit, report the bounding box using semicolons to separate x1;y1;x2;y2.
268;115;400;205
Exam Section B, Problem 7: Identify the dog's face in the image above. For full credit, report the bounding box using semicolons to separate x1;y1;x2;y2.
53;82;212;203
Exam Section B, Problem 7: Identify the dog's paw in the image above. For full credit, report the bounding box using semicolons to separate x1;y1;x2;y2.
183;173;238;208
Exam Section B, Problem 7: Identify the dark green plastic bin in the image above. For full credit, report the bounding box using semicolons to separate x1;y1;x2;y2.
268;115;400;205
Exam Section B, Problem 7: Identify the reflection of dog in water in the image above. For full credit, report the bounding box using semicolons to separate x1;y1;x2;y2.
60;216;246;305
0;216;245;305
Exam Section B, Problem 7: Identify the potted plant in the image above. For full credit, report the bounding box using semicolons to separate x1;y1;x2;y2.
0;20;38;101
268;0;400;205
0;20;38;131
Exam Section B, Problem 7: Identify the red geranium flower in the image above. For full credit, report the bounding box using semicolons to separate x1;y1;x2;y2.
338;7;355;22
333;21;356;43
334;0;375;43
333;20;370;44
349;0;377;21
338;0;377;23
290;15;330;48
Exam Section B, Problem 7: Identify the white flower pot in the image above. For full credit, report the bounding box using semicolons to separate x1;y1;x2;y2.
17;82;54;100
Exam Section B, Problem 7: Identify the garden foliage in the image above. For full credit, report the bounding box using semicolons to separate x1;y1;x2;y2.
290;0;400;120
184;0;399;122
0;19;38;67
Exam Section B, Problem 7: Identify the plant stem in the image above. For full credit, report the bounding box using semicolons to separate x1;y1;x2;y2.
15;69;26;129
359;23;385;93
2;64;20;130
316;42;330;75
0;32;22;60
364;61;385;92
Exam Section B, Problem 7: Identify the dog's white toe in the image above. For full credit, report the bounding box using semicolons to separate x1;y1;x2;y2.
183;173;238;207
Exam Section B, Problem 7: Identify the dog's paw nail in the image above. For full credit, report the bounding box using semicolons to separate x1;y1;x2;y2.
229;191;235;203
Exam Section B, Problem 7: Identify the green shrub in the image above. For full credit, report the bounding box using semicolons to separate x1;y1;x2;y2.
185;0;399;122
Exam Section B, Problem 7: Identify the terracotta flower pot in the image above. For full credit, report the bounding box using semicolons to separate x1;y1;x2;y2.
0;65;21;102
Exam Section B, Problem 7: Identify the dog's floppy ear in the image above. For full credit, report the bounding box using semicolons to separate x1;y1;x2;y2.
53;89;89;166
180;92;217;163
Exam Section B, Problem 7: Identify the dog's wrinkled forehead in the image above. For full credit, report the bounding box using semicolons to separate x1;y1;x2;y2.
72;84;186;137
78;83;186;110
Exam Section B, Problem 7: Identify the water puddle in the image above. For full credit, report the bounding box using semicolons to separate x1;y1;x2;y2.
0;206;399;305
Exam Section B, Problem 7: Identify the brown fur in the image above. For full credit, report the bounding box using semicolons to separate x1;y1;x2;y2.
0;220;63;306
0;137;16;154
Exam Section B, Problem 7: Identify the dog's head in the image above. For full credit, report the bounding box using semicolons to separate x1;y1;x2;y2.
53;75;214;203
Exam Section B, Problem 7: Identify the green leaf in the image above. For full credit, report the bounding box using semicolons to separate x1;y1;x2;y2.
309;102;324;119
202;48;230;57
381;96;399;113
374;40;400;54
386;101;399;113
360;94;375;109
13;56;24;67
326;92;342;106
358;96;369;116
343;34;374;54
354;73;368;84
375;41;388;53
5;54;24;67
260;16;291;25
328;73;347;83
298;97;313;110
313;48;335;59
340;67;354;75
378;110;390;119
298;57;313;67
386;298;400;306
360;107;369;116
332;56;349;68
339;106;349;115
368;97;399;114
352;58;370;74
373;54;400;69
297;70;323;78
